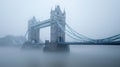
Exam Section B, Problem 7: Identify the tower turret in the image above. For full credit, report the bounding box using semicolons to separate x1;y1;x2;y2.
55;5;62;15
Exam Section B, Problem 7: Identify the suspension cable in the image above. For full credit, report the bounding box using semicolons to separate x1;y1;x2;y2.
65;23;94;41
56;21;92;42
102;34;120;41
56;21;86;41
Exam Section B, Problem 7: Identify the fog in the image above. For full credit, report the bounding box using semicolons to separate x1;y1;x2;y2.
0;0;120;41
0;0;120;67
0;46;120;67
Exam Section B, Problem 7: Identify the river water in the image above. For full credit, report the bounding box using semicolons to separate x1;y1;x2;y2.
0;45;120;67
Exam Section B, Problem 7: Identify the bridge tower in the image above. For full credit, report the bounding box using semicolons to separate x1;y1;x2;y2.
28;17;39;44
50;6;65;43
44;5;69;52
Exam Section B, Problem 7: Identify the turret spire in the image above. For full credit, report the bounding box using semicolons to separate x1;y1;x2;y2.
55;5;62;14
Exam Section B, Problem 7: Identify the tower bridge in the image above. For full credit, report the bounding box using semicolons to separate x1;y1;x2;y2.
23;5;120;51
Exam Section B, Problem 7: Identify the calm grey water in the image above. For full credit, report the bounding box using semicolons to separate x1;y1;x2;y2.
0;45;120;67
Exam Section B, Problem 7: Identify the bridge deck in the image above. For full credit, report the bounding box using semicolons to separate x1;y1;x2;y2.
38;42;120;45
58;42;120;45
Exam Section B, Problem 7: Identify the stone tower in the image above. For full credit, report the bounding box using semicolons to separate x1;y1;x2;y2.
50;5;66;43
44;5;69;52
28;17;39;43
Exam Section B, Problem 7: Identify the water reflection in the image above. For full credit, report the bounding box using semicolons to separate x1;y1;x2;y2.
0;45;120;67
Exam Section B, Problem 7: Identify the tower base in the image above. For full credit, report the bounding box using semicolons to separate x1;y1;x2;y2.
43;42;70;52
22;41;43;49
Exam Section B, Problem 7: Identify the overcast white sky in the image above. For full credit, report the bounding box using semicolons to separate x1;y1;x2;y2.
0;0;120;40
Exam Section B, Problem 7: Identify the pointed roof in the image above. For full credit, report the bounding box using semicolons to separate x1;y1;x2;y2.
29;16;37;23
55;5;62;14
32;16;36;20
32;16;37;22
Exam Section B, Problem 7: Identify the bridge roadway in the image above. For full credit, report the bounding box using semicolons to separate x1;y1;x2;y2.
59;42;120;45
38;42;120;45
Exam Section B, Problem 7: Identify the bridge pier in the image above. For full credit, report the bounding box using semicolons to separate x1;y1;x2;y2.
44;40;69;52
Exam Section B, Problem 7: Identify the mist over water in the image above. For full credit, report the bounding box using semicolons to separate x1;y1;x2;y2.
0;0;120;67
0;45;120;67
